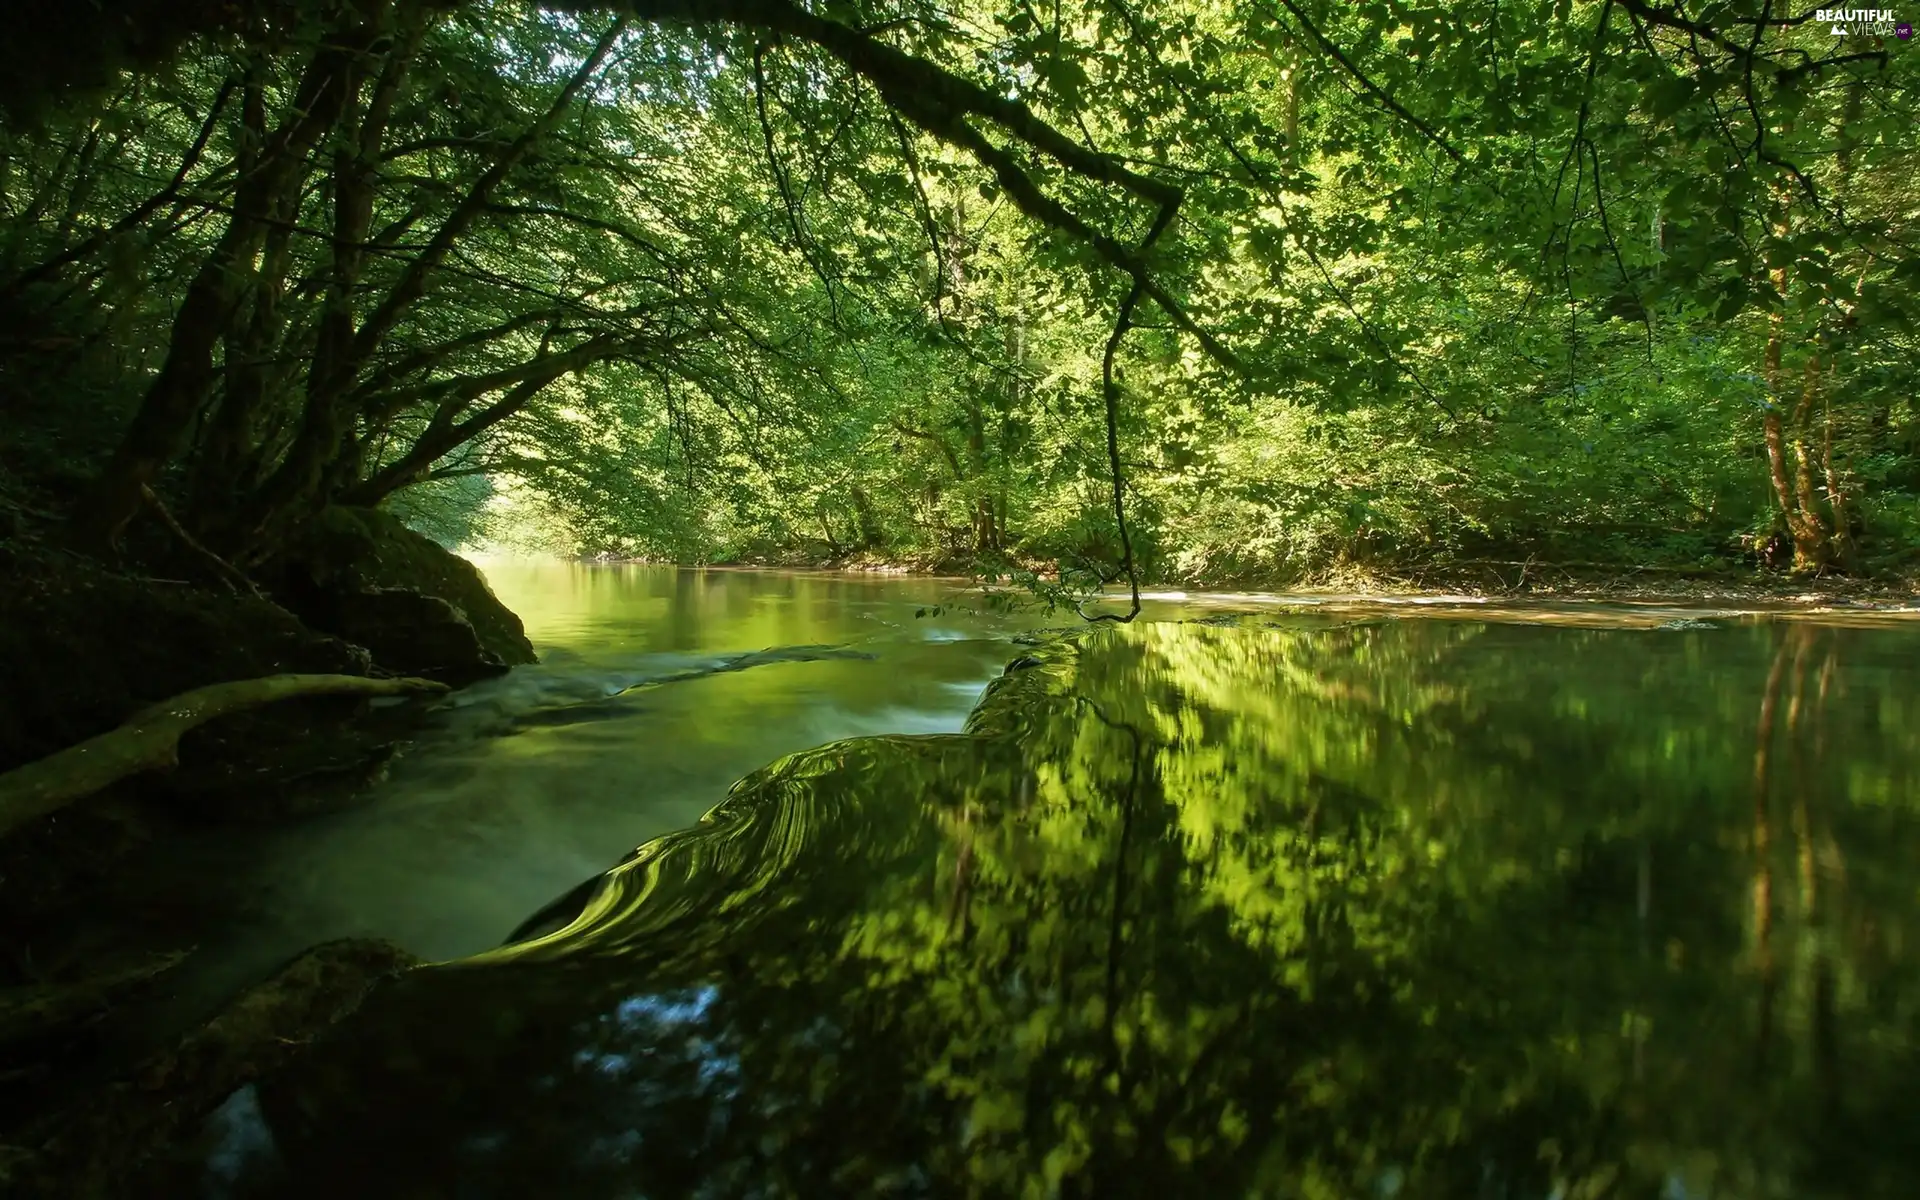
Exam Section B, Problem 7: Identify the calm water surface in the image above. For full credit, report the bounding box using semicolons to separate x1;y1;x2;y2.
145;571;1920;1198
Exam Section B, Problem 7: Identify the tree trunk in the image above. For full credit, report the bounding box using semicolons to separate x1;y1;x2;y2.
244;14;622;555
850;486;882;548
972;495;999;555
1787;357;1833;572
71;22;377;550
1760;191;1833;574
190;135;299;543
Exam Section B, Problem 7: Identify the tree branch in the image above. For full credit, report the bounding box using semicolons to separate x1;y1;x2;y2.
7;73;238;291
1078;276;1148;626
1265;0;1465;164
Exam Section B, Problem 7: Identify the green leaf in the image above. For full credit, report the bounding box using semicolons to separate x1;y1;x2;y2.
1645;75;1695;118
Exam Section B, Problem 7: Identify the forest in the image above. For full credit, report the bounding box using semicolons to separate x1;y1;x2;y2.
2;0;1916;594
1;0;1919;1194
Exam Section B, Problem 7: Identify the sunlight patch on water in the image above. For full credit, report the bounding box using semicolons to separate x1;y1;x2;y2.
919;625;980;642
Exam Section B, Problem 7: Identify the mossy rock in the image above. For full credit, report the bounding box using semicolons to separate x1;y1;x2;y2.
0;545;370;777
269;507;535;684
1;938;420;1199
0;544;428;931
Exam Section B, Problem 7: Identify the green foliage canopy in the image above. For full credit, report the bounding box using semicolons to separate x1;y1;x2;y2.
1;0;1916;581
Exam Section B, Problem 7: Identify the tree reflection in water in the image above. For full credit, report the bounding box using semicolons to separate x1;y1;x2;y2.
183;620;1920;1198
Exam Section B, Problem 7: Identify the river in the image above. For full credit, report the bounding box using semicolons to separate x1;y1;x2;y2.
82;563;1920;1195
98;564;1057;1044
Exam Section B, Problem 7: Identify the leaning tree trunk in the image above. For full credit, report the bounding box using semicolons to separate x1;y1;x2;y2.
70;19;380;551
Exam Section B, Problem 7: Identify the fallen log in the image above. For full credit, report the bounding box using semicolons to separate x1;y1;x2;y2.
0;674;449;840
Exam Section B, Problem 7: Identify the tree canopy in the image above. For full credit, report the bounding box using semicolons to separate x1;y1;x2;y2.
2;0;1917;586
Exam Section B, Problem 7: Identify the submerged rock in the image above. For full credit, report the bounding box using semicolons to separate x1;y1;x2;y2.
435;644;881;737
1;938;418;1199
1655;617;1719;630
267;506;535;684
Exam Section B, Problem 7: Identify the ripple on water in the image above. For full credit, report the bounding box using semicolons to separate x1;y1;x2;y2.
165;615;1920;1197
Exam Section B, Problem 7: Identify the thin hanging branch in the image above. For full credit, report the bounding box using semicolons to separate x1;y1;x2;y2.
1077;200;1182;625
1077;277;1148;625
1586;139;1656;362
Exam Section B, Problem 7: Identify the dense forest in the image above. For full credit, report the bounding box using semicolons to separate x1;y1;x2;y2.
3;0;1917;595
3;3;1920;1191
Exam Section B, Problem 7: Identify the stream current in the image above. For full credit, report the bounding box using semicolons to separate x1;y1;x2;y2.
92;563;1920;1195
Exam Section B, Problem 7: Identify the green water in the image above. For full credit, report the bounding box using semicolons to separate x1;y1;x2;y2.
162;596;1920;1198
96;564;1062;1044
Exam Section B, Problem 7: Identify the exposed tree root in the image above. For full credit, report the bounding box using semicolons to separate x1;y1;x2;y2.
0;674;448;840
138;483;263;599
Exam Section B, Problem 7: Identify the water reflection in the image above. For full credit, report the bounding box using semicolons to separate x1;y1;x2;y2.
73;565;1039;1062
172;620;1920;1198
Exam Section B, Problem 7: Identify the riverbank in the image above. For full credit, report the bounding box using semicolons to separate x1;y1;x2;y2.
576;546;1920;608
0;509;544;1164
1276;561;1920;607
